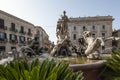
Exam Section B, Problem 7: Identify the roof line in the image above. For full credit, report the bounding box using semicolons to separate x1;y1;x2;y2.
0;10;34;26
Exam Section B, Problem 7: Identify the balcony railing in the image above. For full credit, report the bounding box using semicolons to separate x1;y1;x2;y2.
19;41;26;44
9;40;18;43
0;39;8;43
34;34;40;37
19;30;26;35
27;32;32;36
0;26;7;30
9;28;18;33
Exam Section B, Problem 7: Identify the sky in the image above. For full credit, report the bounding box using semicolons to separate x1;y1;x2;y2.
0;0;120;43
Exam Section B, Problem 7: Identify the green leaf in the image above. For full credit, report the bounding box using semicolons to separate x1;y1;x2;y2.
30;66;40;80
0;59;83;80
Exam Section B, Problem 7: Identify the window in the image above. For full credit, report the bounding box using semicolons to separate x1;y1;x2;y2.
92;33;95;38
28;29;31;35
102;46;105;50
74;26;76;30
102;33;105;38
11;47;16;50
27;38;31;41
73;34;76;40
0;19;4;28
0;33;5;39
11;23;15;31
102;25;105;29
11;35;15;40
19;36;25;43
0;32;6;41
9;34;17;41
92;25;95;30
20;26;24;33
28;29;31;33
37;30;40;34
0;46;5;52
83;26;86;31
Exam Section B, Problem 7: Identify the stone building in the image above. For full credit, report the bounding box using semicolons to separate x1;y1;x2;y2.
35;26;50;49
112;29;120;49
57;15;114;51
0;10;50;53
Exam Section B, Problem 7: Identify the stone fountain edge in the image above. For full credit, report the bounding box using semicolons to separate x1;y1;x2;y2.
69;60;106;70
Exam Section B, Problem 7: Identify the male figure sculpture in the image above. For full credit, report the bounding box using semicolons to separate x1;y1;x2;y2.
82;31;105;58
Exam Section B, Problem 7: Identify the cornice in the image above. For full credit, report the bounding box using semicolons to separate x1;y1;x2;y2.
0;10;34;26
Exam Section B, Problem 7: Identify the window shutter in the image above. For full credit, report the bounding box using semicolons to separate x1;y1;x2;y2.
15;35;17;40
4;33;7;39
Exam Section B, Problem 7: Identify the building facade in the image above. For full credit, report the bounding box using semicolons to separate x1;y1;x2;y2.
34;26;50;49
0;10;50;53
57;16;113;51
112;29;120;49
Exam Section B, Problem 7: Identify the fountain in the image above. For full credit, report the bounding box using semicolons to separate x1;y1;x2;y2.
49;11;106;80
16;11;114;80
1;11;120;80
50;11;120;80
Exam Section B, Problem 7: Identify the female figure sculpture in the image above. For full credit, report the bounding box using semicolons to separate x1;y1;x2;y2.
56;11;69;42
51;11;72;56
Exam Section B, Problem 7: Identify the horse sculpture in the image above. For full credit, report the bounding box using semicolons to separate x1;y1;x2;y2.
79;31;105;58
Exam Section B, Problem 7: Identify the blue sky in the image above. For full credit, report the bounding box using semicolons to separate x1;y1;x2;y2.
0;0;120;43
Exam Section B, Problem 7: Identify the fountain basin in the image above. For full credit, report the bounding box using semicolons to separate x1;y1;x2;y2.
53;57;105;80
38;54;105;80
25;53;106;80
69;60;105;80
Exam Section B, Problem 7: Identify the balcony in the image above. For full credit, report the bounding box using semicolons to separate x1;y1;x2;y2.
27;32;32;36
19;41;26;44
0;26;7;30
0;39;8;43
19;30;26;35
9;40;18;44
34;34;40;37
9;28;18;33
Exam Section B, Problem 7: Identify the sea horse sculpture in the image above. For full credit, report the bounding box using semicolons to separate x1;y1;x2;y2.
80;31;105;58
